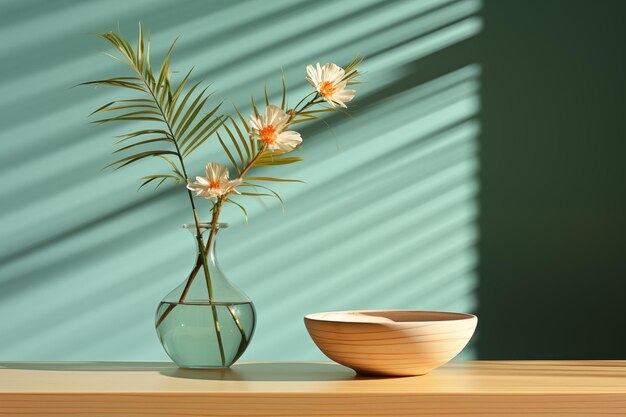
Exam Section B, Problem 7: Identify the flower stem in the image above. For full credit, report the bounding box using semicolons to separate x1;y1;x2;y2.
158;90;323;362
155;252;201;327
227;305;248;343
200;203;226;366
291;91;316;115
133;68;227;366
234;93;320;183
239;144;268;179
289;93;320;122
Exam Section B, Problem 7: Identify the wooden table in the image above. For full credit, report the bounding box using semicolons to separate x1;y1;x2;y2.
1;361;625;416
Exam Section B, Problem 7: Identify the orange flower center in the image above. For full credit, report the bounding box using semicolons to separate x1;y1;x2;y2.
209;180;220;189
259;125;278;145
319;81;336;98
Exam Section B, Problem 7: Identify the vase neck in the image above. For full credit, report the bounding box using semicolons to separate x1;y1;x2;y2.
183;222;228;259
160;222;249;304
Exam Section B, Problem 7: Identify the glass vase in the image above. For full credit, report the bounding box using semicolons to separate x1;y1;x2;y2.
155;223;256;368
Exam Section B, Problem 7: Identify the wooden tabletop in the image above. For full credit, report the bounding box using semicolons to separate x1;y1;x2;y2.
2;360;626;416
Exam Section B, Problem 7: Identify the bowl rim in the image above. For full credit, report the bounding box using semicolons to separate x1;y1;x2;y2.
304;309;477;324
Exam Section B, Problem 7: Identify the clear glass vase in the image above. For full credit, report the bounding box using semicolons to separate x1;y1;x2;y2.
155;223;256;368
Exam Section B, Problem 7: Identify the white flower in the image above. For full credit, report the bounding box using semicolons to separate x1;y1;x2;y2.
186;163;242;200
306;63;356;108
249;105;302;153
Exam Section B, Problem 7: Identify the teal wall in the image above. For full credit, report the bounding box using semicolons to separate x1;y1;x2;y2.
4;0;623;363
0;0;481;361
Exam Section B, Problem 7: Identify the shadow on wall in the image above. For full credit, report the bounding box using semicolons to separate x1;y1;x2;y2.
0;0;483;361
477;0;626;359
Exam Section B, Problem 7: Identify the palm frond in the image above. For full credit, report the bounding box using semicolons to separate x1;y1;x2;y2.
91;102;159;115
280;68;287;111
264;82;270;107
222;120;246;166
81;77;147;92
231;102;256;156
225;198;249;223
82;25;224;189
343;54;365;85
239;191;274;197
174;87;212;138
215;114;257;173
291;112;333;129
167;67;194;118
156;154;185;180
113;137;174;153
182;115;224;158
228;115;251;160
115;129;173;143
216;132;241;175
250;95;261;118
245;176;304;183
106;150;177;170
253;153;304;167
139;174;182;190
239;182;286;212
180;102;224;156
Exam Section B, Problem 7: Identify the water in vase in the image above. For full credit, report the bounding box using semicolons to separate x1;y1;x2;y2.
155;223;256;368
157;301;255;368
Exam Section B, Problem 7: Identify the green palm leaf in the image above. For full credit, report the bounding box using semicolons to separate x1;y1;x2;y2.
179;101;223;150
239;182;286;211
224;198;249;223
228;115;251;159
174;87;212;138
231;102;256;156
216;133;241;174
182;115;225;158
280;69;287;111
167;68;194;118
113;137;174;153
115;129;173;143
245;177;303;183
139;174;182;190
82;25;224;189
221;121;245;168
253;154;304;166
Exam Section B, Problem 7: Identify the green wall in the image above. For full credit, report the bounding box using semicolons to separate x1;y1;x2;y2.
478;0;626;359
1;0;623;362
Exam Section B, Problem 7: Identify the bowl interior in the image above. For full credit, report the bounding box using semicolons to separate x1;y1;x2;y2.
305;310;475;324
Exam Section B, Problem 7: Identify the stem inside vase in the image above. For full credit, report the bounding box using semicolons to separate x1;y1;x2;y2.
155;220;253;367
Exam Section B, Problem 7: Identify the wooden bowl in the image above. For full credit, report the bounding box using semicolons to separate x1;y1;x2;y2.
304;310;477;376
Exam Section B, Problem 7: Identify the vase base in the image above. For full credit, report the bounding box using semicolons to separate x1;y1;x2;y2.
176;364;233;370
156;301;255;368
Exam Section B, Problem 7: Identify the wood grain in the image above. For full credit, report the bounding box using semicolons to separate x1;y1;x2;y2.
1;361;626;416
305;310;477;376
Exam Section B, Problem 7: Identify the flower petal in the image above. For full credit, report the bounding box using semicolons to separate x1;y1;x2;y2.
306;64;320;87
323;97;337;108
194;176;208;185
322;63;344;84
272;130;302;152
225;178;243;193
186;182;203;192
206;162;228;181
265;104;278;126
334;89;356;102
249;114;263;131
